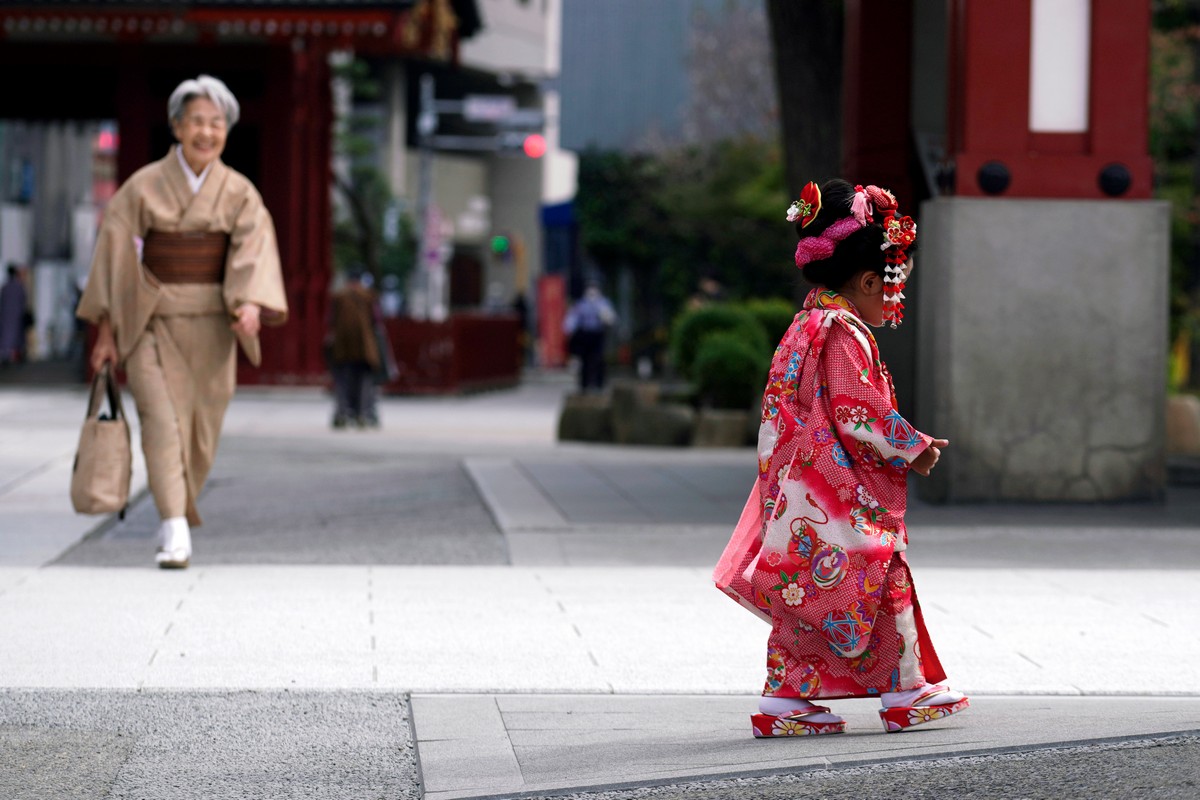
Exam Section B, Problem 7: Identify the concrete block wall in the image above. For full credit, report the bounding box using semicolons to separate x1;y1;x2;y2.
915;197;1170;502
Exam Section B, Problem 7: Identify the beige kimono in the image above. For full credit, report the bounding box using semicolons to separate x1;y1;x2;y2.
77;147;288;525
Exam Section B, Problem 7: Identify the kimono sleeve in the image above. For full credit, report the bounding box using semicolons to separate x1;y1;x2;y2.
76;191;159;361
76;209;133;325
824;324;931;471
223;187;288;326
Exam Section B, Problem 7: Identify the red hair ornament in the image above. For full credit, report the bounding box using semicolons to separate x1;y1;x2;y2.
880;215;916;328
789;180;916;329
786;182;822;228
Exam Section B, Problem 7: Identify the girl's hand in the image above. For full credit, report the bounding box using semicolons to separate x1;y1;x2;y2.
231;303;261;338
90;318;118;372
911;438;949;477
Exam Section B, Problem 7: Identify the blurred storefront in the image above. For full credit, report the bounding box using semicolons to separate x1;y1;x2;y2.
0;0;523;388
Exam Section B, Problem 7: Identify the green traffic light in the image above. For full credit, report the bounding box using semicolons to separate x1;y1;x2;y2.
491;235;511;254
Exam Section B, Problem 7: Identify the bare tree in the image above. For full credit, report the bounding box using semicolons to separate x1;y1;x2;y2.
766;0;844;195
682;0;779;146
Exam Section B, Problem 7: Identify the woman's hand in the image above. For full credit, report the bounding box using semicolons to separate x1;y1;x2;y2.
231;303;261;338
911;438;949;477
90;318;118;373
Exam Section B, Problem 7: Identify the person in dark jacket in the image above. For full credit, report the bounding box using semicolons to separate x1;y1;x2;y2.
327;268;383;428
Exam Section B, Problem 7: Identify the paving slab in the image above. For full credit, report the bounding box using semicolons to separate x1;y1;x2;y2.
410;694;1200;800
472;458;749;527
468;456;1200;570
465;458;569;530
412;696;525;797
2;565;1197;696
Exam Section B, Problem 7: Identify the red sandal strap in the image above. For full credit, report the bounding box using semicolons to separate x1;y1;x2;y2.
781;704;832;719
882;684;952;710
915;685;951;705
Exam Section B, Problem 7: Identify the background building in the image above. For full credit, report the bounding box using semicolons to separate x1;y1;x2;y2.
0;0;486;384
0;0;577;387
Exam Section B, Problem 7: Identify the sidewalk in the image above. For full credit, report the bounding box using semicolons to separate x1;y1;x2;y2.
2;379;1199;799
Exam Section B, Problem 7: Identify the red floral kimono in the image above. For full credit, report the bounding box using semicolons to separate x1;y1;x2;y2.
714;289;947;699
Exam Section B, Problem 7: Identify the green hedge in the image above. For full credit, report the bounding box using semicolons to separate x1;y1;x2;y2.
693;332;770;410
670;305;769;379
735;298;797;347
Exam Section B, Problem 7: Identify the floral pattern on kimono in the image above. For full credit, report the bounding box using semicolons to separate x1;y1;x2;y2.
714;289;947;699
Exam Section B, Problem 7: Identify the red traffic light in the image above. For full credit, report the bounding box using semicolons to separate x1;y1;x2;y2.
522;133;547;159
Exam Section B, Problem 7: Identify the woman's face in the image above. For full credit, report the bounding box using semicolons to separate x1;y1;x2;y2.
171;96;227;174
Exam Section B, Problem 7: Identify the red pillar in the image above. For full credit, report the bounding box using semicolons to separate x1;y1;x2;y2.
247;41;332;384
114;59;152;184
949;0;1153;199
300;44;333;380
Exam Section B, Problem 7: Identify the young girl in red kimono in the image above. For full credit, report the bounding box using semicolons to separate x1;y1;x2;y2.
714;179;969;736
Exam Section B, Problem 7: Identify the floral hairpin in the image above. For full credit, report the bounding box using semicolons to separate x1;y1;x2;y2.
786;181;822;228
882;215;916;251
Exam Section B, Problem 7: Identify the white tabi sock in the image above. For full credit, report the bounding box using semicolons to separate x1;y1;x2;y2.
157;516;191;555
759;696;843;724
881;683;965;709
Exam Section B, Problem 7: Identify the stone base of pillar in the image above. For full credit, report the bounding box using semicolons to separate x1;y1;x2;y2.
915;197;1169;503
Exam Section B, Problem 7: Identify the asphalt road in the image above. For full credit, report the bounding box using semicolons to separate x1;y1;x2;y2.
551;735;1200;800
0;689;419;800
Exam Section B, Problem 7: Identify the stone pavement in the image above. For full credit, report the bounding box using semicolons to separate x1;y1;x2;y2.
1;377;1199;799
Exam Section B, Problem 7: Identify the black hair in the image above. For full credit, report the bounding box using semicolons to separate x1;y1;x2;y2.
796;179;915;290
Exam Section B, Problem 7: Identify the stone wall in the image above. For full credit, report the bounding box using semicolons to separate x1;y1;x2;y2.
915;197;1169;502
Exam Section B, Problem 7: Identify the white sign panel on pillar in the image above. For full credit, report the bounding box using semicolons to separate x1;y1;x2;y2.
1029;0;1091;132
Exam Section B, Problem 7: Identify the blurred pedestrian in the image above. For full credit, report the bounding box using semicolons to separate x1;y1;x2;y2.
77;74;288;569
327;267;386;429
686;275;725;309
714;180;968;737
563;281;616;392
0;264;29;364
512;291;530;365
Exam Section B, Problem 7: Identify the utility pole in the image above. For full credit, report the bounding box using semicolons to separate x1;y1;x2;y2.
412;73;438;320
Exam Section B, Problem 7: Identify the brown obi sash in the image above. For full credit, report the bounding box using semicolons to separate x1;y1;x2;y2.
142;230;229;284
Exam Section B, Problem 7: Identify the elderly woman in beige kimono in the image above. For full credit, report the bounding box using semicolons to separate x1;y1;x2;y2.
78;75;287;569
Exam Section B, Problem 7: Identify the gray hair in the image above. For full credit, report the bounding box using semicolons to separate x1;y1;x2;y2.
167;74;240;128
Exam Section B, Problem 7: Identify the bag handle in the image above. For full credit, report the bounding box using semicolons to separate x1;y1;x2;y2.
85;364;127;423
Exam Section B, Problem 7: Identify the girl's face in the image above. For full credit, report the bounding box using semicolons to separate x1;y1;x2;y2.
842;260;914;328
840;270;885;327
172;96;227;174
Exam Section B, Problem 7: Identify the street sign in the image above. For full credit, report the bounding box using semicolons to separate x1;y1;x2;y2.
463;94;518;122
496;109;545;130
